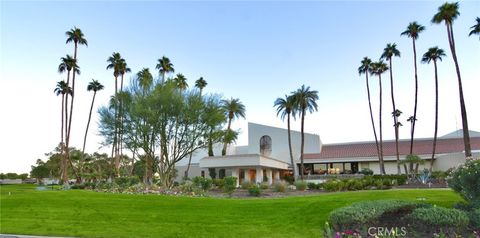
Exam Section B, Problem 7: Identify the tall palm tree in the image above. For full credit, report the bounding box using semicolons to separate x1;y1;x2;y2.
469;17;480;39
274;95;297;179
370;61;388;175
65;27;88;60
82;79;104;155
422;47;446;172
381;43;401;174
106;52;122;176
54;81;71;149
291;85;318;180
117;58;130;161
221;98;246;156
401;22;425;155
156;56;175;83
136;68;153;93
195;77;207;95
358;57;381;165
118;58;131;93
433;2;472;157
174;73;188;90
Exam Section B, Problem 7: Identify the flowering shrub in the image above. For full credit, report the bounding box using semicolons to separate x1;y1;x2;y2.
447;157;480;205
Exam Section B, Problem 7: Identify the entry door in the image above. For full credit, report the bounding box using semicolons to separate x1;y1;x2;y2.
248;169;256;182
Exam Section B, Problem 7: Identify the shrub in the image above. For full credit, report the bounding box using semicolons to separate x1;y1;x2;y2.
223;176;237;196
192;176;213;191
272;181;287;192
115;176;140;188
295;181;307;191
83;182;96;189
408;207;469;233
322;180;341;192
372;175;407;185
469;208;480;229
307;182;317;190
448;158;480;205
241;181;254;189
283;175;294;184
208;168;216;179
359;168;373;175
70;184;85;189
259;182;269;190
218;169;226;179
212;178;224;189
248;184;262;197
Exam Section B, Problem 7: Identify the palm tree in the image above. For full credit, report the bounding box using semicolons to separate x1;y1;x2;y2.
156;56;175;83
118;58;131;92
82;79;104;155
221;98;246;156
291;85;318;180
117;58;130;162
54;81;71;149
370;61;388;174
174;73;188;90
106;52;122;176
358;57;381;166
274;95;297;180
422;47;446;172
136;68;153;93
380;43;401;174
469;17;480;39
401;22;425;155
195;77;207;95
432;2;472;157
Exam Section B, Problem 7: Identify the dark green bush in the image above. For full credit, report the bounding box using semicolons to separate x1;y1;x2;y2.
295;181;307;191
192;176;213;191
321;180;341;192
408;206;469;231
272;181;287;192
360;168;373;175
70;184;85;189
212;178;224;189
372;175;407;185
114;176;140;188
248;184;262;197
240;181;254;189
307;182;318;190
448;158;480;205
223;176;237;196
259;182;269;190
283;175;294;184
469;208;480;229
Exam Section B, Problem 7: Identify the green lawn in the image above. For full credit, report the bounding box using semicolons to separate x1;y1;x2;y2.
0;185;462;238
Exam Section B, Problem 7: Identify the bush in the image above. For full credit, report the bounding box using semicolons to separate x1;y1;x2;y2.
259;182;269;190
248;184;262;197
283;175;295;184
469;208;480;229
448;158;480;205
372;174;407;185
70;184;85;189
212;178;224;189
307;182;318;190
322;180;341;192
295;181;307;191
192;176;213;191
272;181;287;192
359;168;373;175
223;176;237;196
241;181;254;189
408;206;469;233
115;176;140;188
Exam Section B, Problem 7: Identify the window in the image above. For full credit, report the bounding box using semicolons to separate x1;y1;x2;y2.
201;171;205;178
259;135;272;156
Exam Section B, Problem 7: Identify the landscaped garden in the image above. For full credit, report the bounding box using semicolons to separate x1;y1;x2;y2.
0;185;463;238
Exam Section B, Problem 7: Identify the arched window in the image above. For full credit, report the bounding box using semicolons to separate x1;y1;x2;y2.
260;135;272;156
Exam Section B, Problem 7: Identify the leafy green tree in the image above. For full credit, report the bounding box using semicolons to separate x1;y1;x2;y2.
432;2;472;157
358;57;381;164
291;85;318;180
82;80;104;154
401;22;425;155
274;94;297;179
422;47;446;172
381;43;401;174
30;160;50;183
156;56;175;83
469;17;480;39
203;95;227;156
370;61;388;174
221;98;246;156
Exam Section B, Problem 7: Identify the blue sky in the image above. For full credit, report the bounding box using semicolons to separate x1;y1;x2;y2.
1;1;479;173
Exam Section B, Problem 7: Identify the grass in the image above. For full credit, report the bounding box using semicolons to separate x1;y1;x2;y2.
0;185;462;238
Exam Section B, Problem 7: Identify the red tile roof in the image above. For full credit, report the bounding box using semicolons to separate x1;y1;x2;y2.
304;137;480;159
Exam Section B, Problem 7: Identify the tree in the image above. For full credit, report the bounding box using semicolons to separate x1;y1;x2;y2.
174;73;188;90
381;43;401;174
432;2;472;157
221;98;246;156
291;85;318;180
82;79;104;155
422;47;446;172
401;21;425;156
358;57;381;165
274;95;297;179
136;68;154;93
195;77;207;95
54;80;71;150
469;17;480;39
156;56;175;83
370;61;388;174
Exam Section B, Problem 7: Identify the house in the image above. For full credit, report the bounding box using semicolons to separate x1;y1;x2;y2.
176;123;479;185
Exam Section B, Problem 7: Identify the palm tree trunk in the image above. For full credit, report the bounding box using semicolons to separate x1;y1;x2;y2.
66;69;80;183
388;59;401;175
410;38;418;155
447;23;472;157
222;118;232;156
430;60;440;173
378;75;385;175
61;94;65;146
365;73;381;166
300;109;305;180
82;92;97;154
287;113;296;181
113;75;120;177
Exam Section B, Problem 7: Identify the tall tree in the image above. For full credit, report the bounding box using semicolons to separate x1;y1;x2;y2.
118;58;131;162
432;2;472;157
381;43;401;174
291;85;318;180
195;77;207;95
422;47;446;172
156;56;175;83
358;57;381;165
469;17;480;39
221;98;246;156
136;68;154;93
82;79;104;154
370;61;388;175
54;81;71;151
106;52;123;176
274;95;297;180
174;73;188;90
401;22;425;155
